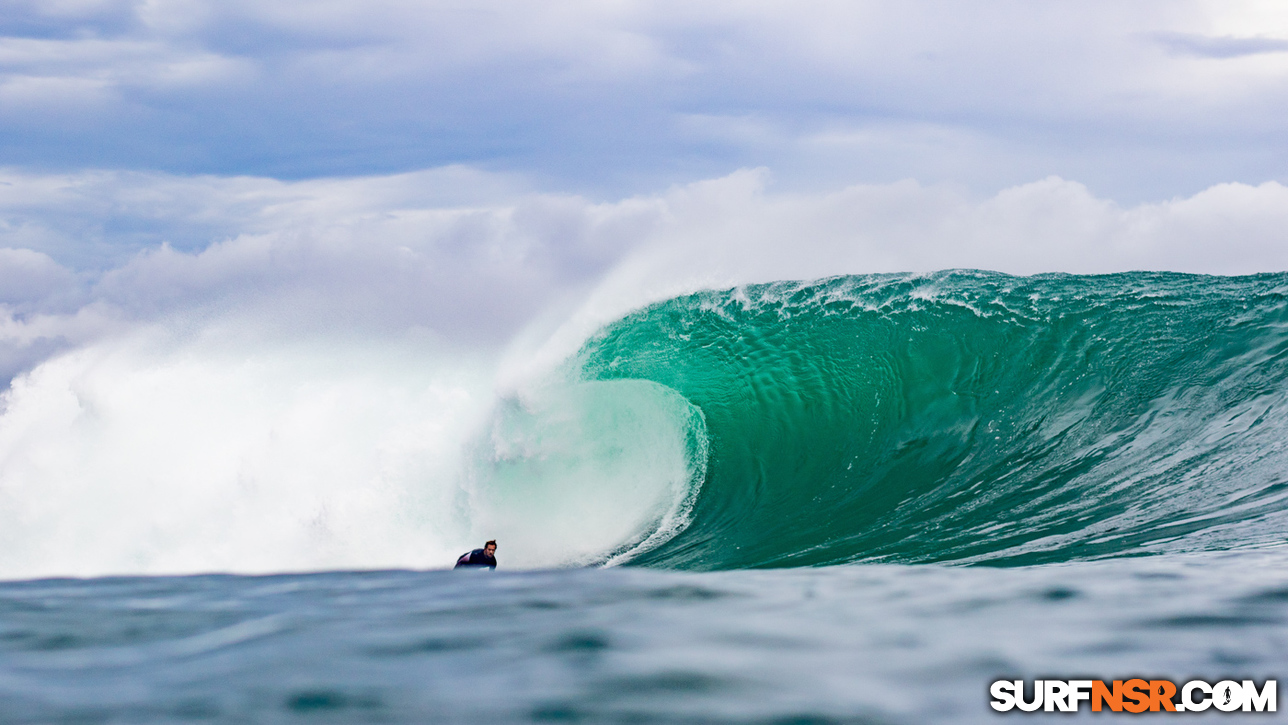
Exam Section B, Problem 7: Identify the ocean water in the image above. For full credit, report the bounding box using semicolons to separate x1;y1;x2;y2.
2;553;1287;723
2;271;1287;722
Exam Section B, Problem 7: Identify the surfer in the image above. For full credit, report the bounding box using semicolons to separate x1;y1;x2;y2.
454;540;498;570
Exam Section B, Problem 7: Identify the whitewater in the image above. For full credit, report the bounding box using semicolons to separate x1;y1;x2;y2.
2;270;1287;722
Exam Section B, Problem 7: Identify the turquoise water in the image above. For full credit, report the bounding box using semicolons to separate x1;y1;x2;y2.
3;271;1287;722
573;272;1288;569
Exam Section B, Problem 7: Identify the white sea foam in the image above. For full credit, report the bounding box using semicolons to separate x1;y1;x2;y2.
0;317;705;578
0;325;484;578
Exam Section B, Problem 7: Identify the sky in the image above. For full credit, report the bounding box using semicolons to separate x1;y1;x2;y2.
1;1;1288;575
0;1;1285;338
2;0;1287;200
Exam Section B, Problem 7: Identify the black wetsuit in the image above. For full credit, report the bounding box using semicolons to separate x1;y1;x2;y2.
454;549;497;570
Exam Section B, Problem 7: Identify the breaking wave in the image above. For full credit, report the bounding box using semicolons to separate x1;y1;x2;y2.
4;271;1288;577
571;271;1288;568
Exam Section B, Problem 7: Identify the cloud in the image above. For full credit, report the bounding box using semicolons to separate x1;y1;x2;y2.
0;248;80;307
0;165;532;267
0;1;1285;198
613;171;1288;284
1154;32;1288;59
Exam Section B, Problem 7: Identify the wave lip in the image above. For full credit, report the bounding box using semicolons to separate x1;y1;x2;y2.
570;271;1288;570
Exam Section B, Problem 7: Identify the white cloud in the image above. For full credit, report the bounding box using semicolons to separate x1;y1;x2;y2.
0;36;253;111
0;248;79;306
1202;0;1288;38
1;1;1285;197
0;73;115;109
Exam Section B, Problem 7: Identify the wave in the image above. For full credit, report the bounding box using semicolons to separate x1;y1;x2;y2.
554;271;1288;569
4;270;1288;578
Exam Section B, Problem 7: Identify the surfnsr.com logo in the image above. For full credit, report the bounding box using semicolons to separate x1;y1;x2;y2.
990;679;1277;713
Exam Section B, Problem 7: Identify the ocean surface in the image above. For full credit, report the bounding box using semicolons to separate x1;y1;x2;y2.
3;271;1288;722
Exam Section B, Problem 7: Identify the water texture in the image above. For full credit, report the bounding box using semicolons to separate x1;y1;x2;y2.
1;551;1285;724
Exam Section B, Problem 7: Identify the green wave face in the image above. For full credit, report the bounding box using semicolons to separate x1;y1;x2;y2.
574;271;1288;569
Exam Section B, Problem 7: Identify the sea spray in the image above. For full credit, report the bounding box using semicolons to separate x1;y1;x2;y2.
0;324;707;577
0;327;493;578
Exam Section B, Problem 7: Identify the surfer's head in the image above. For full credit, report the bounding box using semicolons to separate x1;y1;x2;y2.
485;540;497;557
